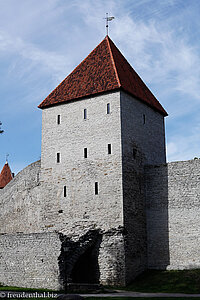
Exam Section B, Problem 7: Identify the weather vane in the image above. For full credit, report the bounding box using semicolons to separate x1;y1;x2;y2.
104;13;115;36
6;153;9;163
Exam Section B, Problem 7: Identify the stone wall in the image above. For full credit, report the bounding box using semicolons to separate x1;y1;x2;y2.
39;91;126;285
40;91;124;234
2;88;199;288
0;230;125;289
145;159;200;270
120;91;166;283
0;161;42;234
0;90;127;287
120;91;166;166
0;232;62;289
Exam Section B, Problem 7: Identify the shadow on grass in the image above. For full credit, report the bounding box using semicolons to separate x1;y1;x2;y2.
107;269;200;294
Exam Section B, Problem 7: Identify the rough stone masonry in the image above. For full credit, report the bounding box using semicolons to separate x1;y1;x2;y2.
0;36;199;289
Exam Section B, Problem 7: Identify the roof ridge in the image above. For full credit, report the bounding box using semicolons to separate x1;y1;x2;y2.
38;36;167;116
106;36;121;88
65;36;108;81
38;37;109;109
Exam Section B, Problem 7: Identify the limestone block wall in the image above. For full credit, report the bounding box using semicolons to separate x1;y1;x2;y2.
0;230;125;289
38;91;126;286
0;232;62;289
145;159;200;270
0;161;42;234
40;91;124;234
120;91;166;283
120;91;166;166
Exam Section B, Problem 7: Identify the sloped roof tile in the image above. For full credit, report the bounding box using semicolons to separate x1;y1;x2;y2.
0;162;13;189
38;36;167;116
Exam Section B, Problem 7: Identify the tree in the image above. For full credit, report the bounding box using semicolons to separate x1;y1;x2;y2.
0;121;4;134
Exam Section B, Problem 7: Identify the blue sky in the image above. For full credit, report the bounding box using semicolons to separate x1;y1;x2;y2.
0;0;200;174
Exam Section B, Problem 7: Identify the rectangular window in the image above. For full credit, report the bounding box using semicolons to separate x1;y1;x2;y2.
108;144;111;154
107;103;110;114
57;153;60;163
57;115;61;124
143;114;146;124
64;186;67;197
84;109;87;120
95;182;98;195
84;148;87;158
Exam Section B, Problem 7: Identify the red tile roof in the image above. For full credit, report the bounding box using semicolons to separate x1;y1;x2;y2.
0;162;13;189
38;36;167;116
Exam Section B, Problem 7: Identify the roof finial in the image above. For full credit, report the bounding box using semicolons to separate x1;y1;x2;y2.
104;13;115;36
6;153;9;163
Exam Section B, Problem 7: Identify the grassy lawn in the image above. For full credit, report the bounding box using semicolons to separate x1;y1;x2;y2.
0;285;59;293
110;269;200;294
1;269;200;297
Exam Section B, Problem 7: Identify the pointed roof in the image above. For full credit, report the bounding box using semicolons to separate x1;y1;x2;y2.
38;36;167;116
0;162;13;189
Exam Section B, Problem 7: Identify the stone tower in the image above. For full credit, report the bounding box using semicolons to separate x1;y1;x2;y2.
38;36;167;285
1;36;200;291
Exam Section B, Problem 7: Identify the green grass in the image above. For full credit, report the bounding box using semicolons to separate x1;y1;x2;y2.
0;284;62;293
112;269;200;294
1;269;200;296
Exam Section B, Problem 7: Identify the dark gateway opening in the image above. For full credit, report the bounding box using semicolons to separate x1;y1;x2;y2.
71;244;100;283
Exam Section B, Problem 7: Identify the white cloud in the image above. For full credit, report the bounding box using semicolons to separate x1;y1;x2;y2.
112;15;200;102
73;0;200;119
1;0;200;169
166;122;200;162
167;142;178;158
0;30;71;80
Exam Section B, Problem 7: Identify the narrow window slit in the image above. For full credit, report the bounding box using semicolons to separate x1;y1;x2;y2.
64;186;67;197
108;144;111;154
107;103;110;114
57;153;60;163
95;182;98;195
84;109;87;120
84;148;87;158
143;114;146;124
57;115;61;124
